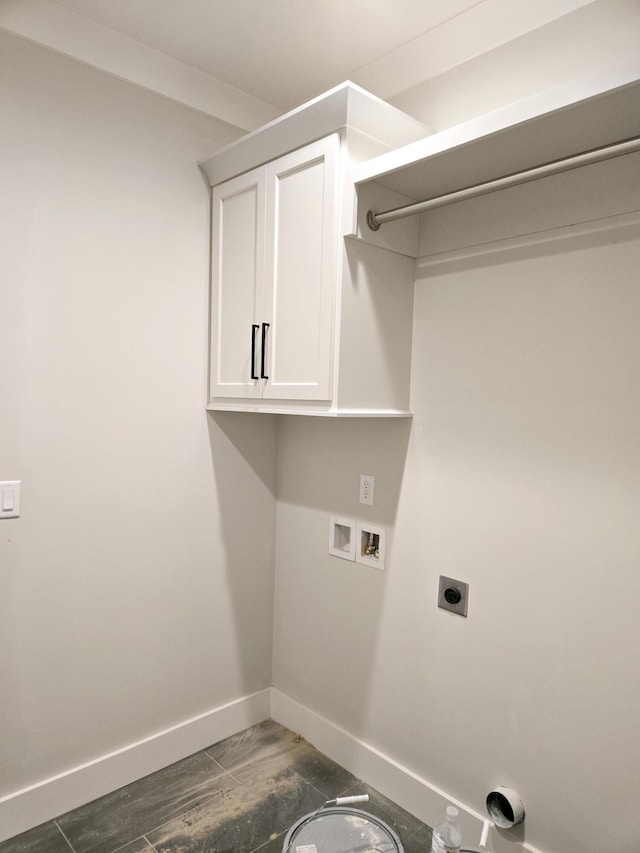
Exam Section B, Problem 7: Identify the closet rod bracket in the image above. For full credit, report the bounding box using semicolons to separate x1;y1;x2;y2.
366;209;381;231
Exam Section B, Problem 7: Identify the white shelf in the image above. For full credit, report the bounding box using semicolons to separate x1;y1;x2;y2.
206;403;413;418
352;57;640;206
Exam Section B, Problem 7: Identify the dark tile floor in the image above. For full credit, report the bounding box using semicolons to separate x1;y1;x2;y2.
0;720;432;853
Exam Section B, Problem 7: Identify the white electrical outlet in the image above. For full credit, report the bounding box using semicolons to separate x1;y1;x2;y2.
359;474;374;506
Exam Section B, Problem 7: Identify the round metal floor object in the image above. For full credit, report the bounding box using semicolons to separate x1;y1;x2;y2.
282;806;404;853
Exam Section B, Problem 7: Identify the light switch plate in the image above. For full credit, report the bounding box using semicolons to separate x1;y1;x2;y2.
0;481;21;519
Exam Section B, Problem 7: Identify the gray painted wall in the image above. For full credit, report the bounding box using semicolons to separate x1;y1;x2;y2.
0;30;277;796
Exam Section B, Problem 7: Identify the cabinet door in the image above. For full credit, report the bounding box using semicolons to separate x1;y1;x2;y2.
262;136;339;400
210;168;265;399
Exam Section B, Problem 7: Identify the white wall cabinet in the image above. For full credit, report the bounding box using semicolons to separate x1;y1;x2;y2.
210;136;338;402
201;82;428;416
209;165;264;400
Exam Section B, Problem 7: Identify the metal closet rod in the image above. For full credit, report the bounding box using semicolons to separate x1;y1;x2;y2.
366;135;640;231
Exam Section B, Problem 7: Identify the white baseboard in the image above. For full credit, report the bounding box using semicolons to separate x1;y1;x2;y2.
0;688;271;843
2;688;545;853
270;688;544;853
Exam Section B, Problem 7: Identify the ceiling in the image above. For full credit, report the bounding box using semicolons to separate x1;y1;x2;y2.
48;0;487;108
46;0;594;112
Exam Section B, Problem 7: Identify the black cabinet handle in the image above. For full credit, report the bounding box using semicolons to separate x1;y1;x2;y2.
260;322;269;379
250;324;259;380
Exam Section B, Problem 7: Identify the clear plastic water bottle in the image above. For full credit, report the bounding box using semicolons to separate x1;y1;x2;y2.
430;805;462;853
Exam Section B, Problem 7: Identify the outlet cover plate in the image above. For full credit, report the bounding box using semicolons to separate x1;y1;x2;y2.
359;474;374;506
438;575;469;617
